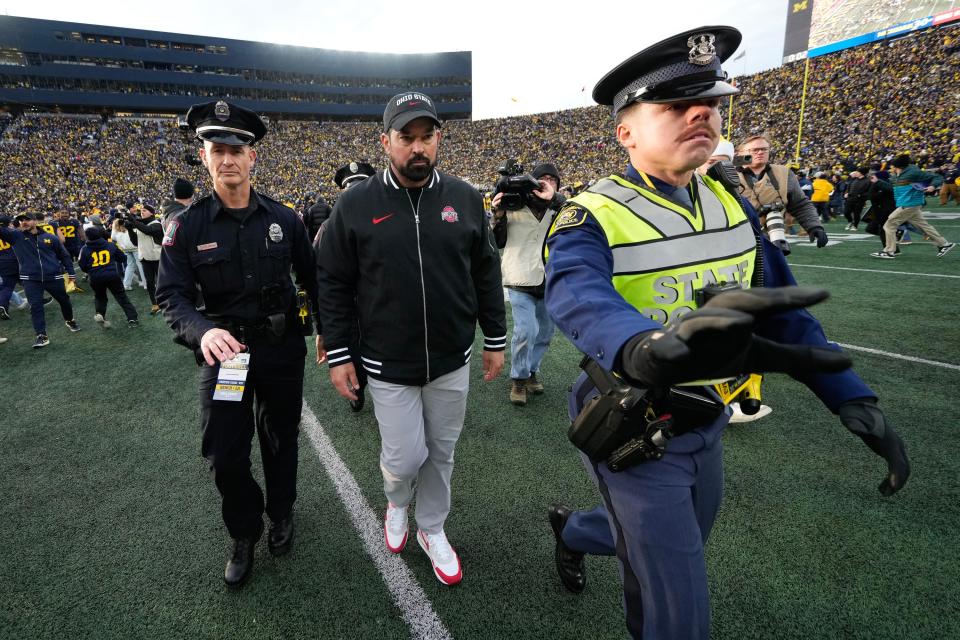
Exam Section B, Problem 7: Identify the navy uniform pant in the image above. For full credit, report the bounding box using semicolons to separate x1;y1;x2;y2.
0;273;18;311
90;278;138;321
565;415;727;640
198;330;306;540
22;279;73;334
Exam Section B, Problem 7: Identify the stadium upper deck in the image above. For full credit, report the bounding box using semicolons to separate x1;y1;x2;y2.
0;16;472;120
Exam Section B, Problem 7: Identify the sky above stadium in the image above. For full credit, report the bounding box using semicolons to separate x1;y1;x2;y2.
7;0;788;119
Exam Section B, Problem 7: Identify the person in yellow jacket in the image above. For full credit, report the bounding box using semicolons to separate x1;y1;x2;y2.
811;171;835;223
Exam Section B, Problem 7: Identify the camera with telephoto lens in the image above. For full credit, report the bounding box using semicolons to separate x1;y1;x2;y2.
493;159;543;211
757;202;785;216
757;202;789;253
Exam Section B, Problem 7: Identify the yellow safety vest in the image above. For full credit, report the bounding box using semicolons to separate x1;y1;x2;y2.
547;173;756;325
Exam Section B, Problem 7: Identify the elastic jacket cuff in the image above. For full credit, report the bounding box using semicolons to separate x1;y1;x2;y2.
326;345;353;367
483;334;507;351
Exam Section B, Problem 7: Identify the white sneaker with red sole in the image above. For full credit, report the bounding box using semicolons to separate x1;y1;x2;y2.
384;503;408;553
417;529;462;585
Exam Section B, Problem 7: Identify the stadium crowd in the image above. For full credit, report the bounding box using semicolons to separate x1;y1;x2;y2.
2;27;959;218
731;26;960;170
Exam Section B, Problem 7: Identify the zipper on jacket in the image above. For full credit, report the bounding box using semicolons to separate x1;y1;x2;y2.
34;234;44;281
406;189;431;383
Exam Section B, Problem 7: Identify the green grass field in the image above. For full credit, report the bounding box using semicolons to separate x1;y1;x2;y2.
1;214;959;639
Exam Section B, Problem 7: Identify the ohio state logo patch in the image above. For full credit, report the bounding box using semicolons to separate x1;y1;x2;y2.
441;205;459;223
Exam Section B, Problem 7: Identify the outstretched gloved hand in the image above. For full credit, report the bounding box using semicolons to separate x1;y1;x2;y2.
839;398;910;496
620;286;852;387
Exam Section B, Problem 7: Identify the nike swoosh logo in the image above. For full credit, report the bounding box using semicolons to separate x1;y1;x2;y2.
372;214;394;224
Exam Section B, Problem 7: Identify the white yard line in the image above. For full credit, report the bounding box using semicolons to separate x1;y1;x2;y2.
301;405;453;640
788;263;960;279
838;344;960;372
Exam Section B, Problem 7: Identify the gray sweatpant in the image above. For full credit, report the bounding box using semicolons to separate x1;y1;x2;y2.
883;205;947;253
368;364;470;535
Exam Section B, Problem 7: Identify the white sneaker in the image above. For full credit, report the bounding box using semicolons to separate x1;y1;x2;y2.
94;313;112;329
384;503;408;553
417;529;462;585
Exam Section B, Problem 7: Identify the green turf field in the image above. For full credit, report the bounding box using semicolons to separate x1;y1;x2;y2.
1;214;959;639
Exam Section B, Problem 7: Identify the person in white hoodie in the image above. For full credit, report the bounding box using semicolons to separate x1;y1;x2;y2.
111;218;145;290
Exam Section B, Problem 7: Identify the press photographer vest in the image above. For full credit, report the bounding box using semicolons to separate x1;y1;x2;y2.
500;205;554;287
135;219;163;262
740;163;790;210
547;174;756;325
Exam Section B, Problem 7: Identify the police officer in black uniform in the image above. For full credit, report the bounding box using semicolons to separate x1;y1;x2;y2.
156;100;320;588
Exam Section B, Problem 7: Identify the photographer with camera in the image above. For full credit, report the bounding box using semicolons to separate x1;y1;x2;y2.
124;202;164;315
491;161;565;406
737;134;828;251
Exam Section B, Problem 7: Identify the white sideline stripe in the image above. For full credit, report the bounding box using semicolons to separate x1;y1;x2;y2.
788;263;960;279
839;344;960;371
301;406;453;640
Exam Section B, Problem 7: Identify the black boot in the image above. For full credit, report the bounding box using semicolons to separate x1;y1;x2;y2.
268;512;295;556
224;524;263;588
548;503;586;594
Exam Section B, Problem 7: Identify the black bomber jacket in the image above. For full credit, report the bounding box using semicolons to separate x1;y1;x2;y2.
316;168;506;386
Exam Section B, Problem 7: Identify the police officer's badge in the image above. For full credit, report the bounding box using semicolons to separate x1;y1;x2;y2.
687;33;716;66
268;223;283;243
214;100;230;122
349;162;359;173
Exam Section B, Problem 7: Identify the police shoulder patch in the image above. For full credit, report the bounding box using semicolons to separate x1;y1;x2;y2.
550;206;589;234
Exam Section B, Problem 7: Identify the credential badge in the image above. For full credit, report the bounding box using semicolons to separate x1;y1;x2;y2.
268;223;283;243
214;100;230;122
687;33;717;66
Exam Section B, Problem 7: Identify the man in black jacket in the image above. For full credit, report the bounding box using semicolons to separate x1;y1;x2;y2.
302;195;331;243
160;177;194;232
844;168;871;231
317;92;506;586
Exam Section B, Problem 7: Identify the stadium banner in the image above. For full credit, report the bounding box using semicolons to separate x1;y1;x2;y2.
782;0;813;61
808;14;934;58
784;1;960;63
934;8;960;26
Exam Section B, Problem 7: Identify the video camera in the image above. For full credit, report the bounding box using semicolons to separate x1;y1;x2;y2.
493;159;542;211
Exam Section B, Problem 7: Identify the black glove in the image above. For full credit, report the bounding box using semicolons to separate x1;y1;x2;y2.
775;239;791;256
838;399;910;496
808;226;828;248
621;286;852;387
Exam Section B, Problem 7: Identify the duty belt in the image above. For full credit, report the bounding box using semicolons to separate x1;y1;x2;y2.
214;313;290;343
568;357;725;471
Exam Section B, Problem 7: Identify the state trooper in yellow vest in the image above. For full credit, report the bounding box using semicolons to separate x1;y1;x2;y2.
542;26;909;639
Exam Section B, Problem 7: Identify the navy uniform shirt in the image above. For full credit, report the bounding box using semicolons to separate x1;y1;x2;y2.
58;218;84;249
37;219;59;238
0;228;19;277
156;189;319;348
545;164;873;414
78;238;127;283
